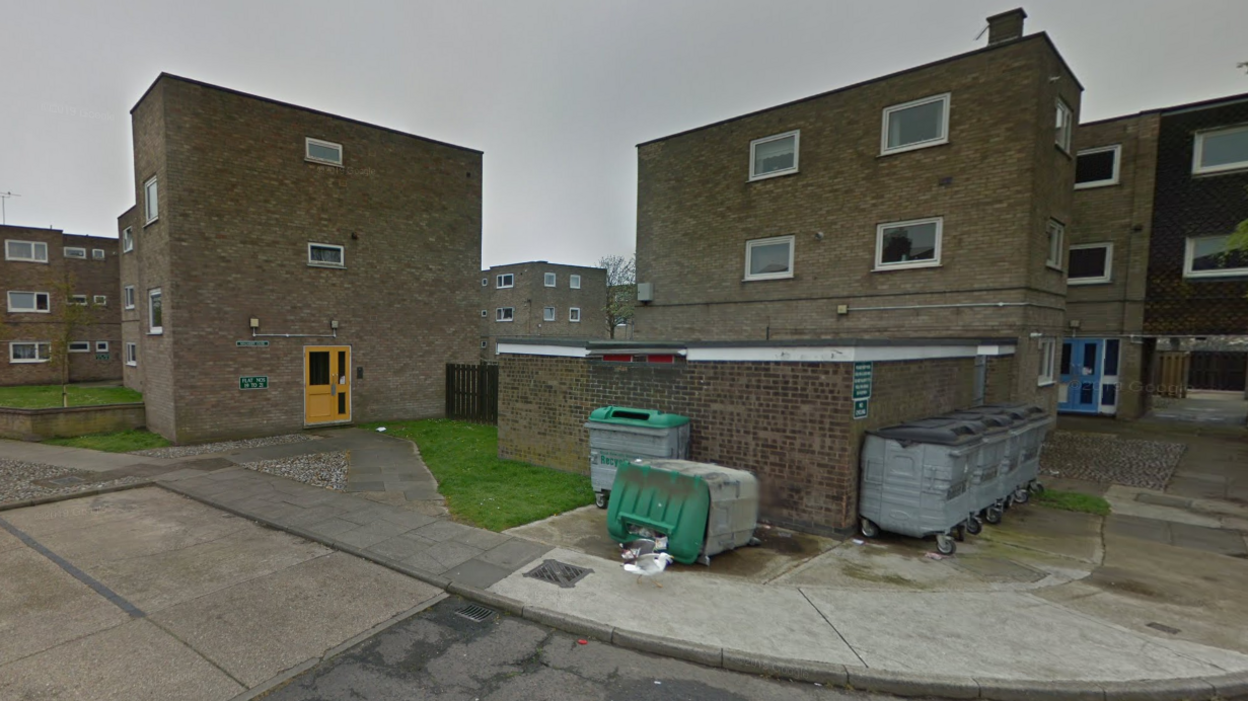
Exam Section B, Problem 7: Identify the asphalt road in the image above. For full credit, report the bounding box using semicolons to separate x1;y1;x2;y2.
261;596;910;701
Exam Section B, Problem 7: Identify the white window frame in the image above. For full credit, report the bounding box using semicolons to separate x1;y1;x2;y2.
148;288;163;335
1046;220;1065;270
70;294;88;306
1184;235;1248;279
1037;337;1057;386
496;273;514;289
480;309;488;318
94;295;108;305
874;217;943;271
124;286;135;310
1192;124;1248;175
92;248;106;260
1074;145;1121;189
64;246;87;259
1055;100;1074;153
1067;243;1114;285
570;274;581;289
144;176;159;224
743;235;796;282
748;130;800;182
122;226;134;253
68;341;91;354
9;342;50;364
307;242;345;268
5;239;49;263
7;291;50;313
305;137;344;167
496;307;514;322
95;341;109;353
544;272;556;287
569;307;581;323
543;306;556;322
126;342;138;366
880;93;951;156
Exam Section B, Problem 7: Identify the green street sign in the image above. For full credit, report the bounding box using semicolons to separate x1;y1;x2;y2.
852;361;873;400
236;340;270;347
239;376;269;390
95;353;110;361
853;399;869;420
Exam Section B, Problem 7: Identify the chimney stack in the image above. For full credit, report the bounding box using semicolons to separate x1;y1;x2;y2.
986;8;1027;45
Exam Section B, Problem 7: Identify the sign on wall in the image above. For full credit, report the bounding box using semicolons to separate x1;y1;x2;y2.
95;353;110;361
852;362;873;400
239;376;269;390
853;399;869;420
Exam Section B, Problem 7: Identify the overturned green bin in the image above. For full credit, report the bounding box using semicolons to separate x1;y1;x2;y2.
607;459;759;566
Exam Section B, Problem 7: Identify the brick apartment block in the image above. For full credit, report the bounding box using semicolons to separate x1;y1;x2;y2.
479;261;608;358
118;74;482;442
2;225;121;385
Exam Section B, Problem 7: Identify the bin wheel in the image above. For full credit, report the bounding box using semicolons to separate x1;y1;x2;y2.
965;518;983;536
594;493;608;509
985;507;1003;525
935;535;956;556
1031;482;1046;496
860;518;880;538
1014;488;1030;504
954;524;966;542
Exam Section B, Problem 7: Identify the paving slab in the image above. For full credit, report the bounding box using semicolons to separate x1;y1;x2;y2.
0;439;177;474
1169;522;1248;556
477;537;553;570
335;520;414;548
366;532;437;562
441;558;516;589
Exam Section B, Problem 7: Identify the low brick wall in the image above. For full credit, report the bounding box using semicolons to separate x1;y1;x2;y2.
0;404;147;441
499;354;983;534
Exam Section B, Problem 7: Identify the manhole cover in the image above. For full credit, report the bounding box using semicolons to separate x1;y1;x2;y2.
1147;622;1180;635
46;476;87;487
523;559;594;588
952;557;1046;583
455;604;496;623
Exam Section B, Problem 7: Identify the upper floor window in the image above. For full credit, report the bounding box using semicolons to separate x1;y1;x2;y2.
569;307;581;322
9;342;50;364
1193;125;1248;175
93;295;107;306
1055;100;1073;153
7;291;50;313
64;246;87;259
122;227;134;253
749;131;799;181
124;286;135;309
1037;337;1057;386
496;307;514;322
96;341;109;353
1185;235;1248;279
543;306;556;321
305;138;343;166
881;93;950;155
6;240;48;263
1075;145;1121;189
544;272;556;287
144;176;159;223
308;242;345;268
70;295;88;305
126;342;138;366
496;273;514;289
69;341;91;353
149;288;163;334
744;235;795;281
876;218;942;270
1068;243;1113;285
93;249;106;260
570;274;581;289
1046;220;1065;270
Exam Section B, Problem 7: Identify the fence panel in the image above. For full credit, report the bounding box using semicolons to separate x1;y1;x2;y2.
445;362;498;423
1189;351;1247;392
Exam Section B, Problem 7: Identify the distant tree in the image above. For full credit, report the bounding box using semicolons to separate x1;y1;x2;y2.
598;254;636;339
46;271;99;407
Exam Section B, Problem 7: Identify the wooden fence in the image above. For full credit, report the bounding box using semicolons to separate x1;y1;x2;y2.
445;362;498;423
1155;351;1190;398
1189;351;1247;392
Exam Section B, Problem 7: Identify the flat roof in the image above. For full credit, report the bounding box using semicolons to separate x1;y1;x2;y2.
486;260;607;272
1081;90;1248;127
498;337;1017;349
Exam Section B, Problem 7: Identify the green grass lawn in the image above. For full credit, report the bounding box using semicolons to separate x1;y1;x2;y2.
1034;489;1111;516
43;430;171;453
0;385;143;409
362;419;593;531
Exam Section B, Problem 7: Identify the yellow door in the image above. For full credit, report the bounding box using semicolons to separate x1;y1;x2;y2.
305;346;351;425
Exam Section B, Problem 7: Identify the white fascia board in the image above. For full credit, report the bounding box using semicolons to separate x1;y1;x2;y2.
686;344;1015;363
496;343;590;358
975;345;1016;357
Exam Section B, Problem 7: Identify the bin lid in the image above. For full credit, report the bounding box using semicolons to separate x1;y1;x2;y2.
588;406;690;428
944;410;1015;430
978;403;1048;421
870;419;984;446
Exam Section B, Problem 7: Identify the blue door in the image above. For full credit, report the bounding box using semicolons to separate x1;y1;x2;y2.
1058;338;1120;415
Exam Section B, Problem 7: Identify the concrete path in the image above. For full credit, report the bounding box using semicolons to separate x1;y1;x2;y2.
0;439;180;473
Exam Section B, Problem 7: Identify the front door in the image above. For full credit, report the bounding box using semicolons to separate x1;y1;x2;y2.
305;346;351;425
1058;339;1120;415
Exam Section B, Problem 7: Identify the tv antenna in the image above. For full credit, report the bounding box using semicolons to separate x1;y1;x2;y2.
0;191;19;225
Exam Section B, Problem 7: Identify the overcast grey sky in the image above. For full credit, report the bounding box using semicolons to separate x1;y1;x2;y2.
1;1;1245;268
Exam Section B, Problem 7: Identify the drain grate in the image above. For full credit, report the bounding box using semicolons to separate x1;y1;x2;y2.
1147;622;1180;635
46;476;87;487
455;604;496;623
523;559;594;588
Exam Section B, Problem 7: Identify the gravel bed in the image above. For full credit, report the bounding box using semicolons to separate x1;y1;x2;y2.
0;459;148;505
243;451;347;491
132;433;318;459
1040;430;1186;490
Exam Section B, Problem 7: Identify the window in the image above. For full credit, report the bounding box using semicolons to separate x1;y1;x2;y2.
70;294;88;305
126;343;138;366
95;341;109;353
1193;125;1248;175
7;291;49;313
569;307;581;322
308;243;344;268
64;246;87;259
9;342;50;364
124;286;135;309
544;272;556;287
1055;100;1073;153
744;235;795;281
305;137;343;166
481;277;488;287
1184;235;1248;279
92;295;107;305
1075;145;1121;188
881;93;950;155
144;176;158;223
496;307;514;322
496;273;514;289
122;227;134;253
1037;337;1057;386
69;341;91;353
1046;220;1065;269
1068;243;1113;284
92;249;106;260
875;218;942;270
149;288;163;334
543;306;556;321
480;309;488;318
749;131;799;181
6;240;48;262
570;274;581;289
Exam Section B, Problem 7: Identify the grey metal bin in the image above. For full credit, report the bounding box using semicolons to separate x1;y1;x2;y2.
944;411;1015;528
859;420;981;555
976;403;1054;500
585;406;691;509
643;458;761;565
